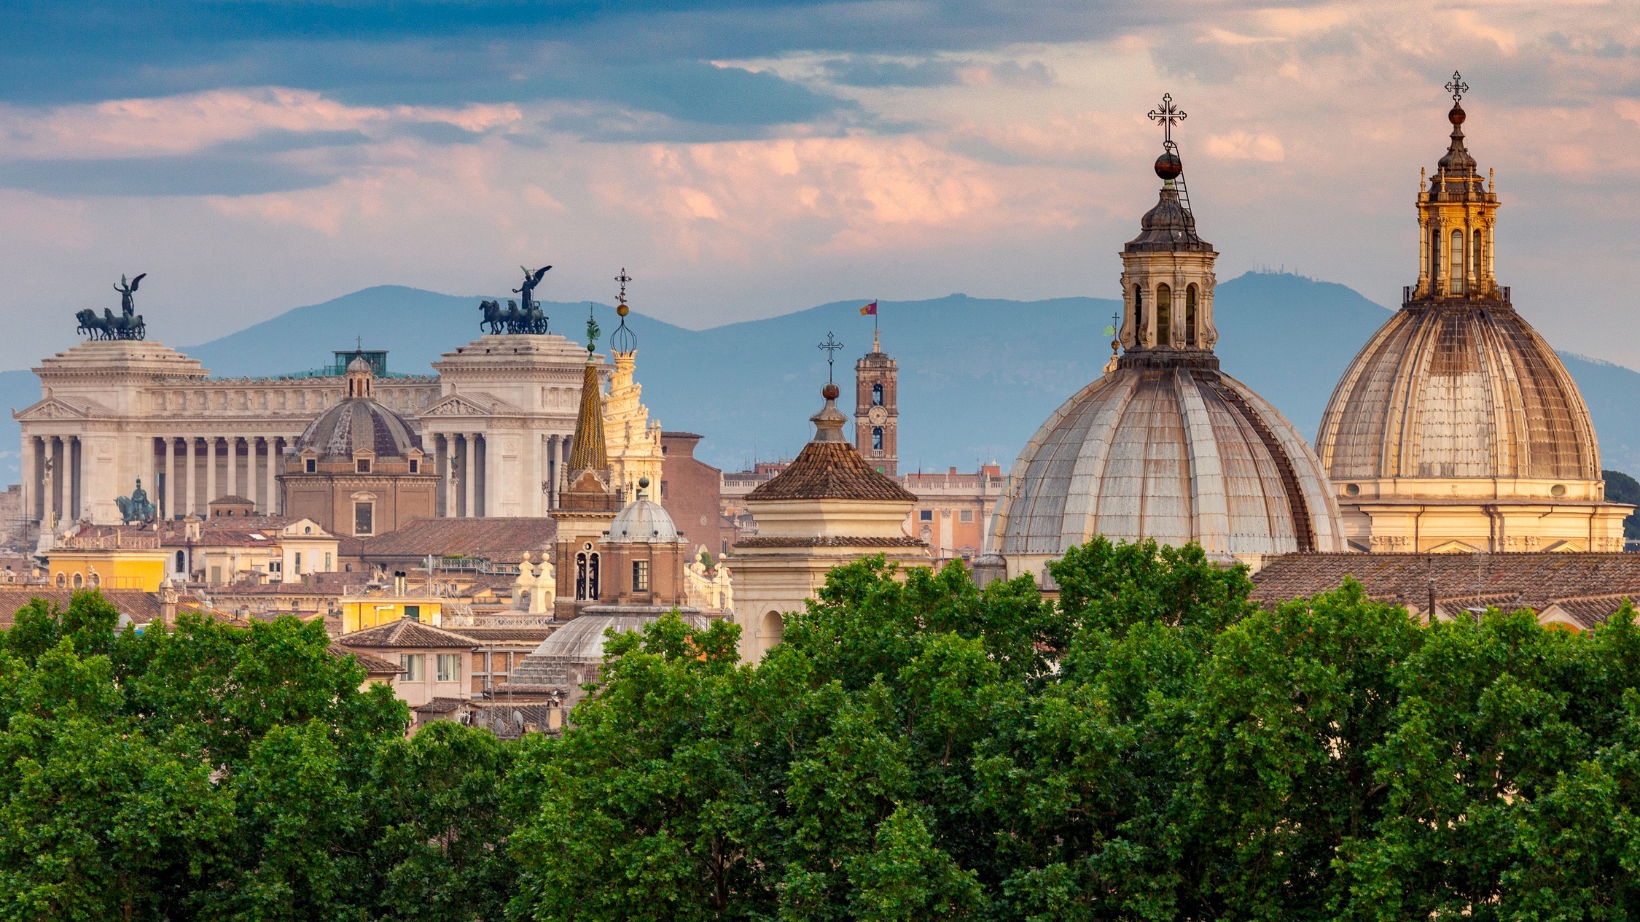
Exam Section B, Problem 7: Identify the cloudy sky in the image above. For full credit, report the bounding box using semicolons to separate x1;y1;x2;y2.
2;1;1638;371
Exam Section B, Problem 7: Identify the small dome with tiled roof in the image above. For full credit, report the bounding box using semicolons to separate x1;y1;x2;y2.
609;477;680;543
294;354;422;461
747;385;916;503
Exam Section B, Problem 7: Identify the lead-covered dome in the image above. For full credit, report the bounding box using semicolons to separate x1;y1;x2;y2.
1317;302;1599;482
992;360;1344;563
609;478;681;543
295;399;421;460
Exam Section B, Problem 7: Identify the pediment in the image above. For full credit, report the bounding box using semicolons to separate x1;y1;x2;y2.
12;396;107;421
1428;540;1481;554
421;394;496;418
420;392;526;418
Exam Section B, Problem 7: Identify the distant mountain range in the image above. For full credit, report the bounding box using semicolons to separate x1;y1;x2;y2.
4;271;1639;489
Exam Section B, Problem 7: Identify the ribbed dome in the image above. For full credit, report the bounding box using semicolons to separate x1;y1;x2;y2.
992;361;1344;559
1317;303;1599;482
295;398;422;460
609;497;680;543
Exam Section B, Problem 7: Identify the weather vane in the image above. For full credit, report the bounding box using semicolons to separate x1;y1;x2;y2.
819;332;844;383
585;303;601;353
1446;71;1467;107
611;267;636;352
1147;93;1186;146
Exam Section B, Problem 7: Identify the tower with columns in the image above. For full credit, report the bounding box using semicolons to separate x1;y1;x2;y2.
853;330;899;477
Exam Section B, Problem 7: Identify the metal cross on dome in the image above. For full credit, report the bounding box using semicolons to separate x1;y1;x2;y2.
1446;71;1468;106
1147;93;1186;144
818;332;844;383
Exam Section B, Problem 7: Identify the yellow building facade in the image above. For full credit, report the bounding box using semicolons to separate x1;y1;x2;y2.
49;533;168;592
1315;78;1630;553
340;595;445;634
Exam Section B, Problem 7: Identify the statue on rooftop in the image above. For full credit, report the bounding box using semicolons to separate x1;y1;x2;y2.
116;478;157;524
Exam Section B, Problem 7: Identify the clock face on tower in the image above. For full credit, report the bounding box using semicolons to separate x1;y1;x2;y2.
867;404;888;425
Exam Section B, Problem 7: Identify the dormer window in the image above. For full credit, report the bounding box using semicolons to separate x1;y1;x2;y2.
408;459;419;474
356;458;371;473
305;458;317;473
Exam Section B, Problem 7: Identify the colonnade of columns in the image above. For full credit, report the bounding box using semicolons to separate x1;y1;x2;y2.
428;431;571;517
151;436;287;520
21;435;82;529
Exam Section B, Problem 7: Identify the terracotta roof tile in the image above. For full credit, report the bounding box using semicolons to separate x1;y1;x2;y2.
454;626;560;643
1251;552;1640;628
338;619;478;649
329;644;405;675
746;440;916;503
412;697;468;714
0;588;182;628
358;517;556;561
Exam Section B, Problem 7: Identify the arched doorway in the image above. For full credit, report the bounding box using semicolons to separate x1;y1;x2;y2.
761;610;784;658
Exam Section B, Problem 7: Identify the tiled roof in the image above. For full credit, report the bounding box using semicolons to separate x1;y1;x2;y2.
338;619;478;649
0;588;189;628
329;644;405;675
746;440;917;503
454;626;559;643
733;535;928;549
1251;552;1640;626
358;517;557;560
412;696;468;714
209;495;255;505
1540;595;1637;630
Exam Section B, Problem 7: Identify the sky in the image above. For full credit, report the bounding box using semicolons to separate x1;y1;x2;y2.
1;0;1638;373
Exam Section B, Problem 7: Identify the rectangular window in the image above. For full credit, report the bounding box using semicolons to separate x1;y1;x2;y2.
356;458;372;473
401;654;424;682
408;459;419;473
294;552;302;574
210;566;222;583
920;509;933;522
960;510;974;523
437;654;461;682
324;552;332;571
355;502;373;536
632;559;650;592
305;458;317;473
404;605;420;622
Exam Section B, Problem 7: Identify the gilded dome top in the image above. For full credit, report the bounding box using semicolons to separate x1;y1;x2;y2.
991;362;1344;560
1316;304;1599;483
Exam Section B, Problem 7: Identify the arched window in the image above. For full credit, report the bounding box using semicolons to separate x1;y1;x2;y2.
872;427;884;451
575;552;588;600
871;383;883;406
56;573;65;588
1185;285;1198;346
1133;285;1145;342
587;552;600;600
1449;229;1464;295
1431;227;1441;284
175;550;185;573
1156;284;1172;347
761;611;784;656
72;573;82;589
1473;229;1484;285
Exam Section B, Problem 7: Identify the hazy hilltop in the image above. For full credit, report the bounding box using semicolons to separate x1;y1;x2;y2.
4;271;1639;487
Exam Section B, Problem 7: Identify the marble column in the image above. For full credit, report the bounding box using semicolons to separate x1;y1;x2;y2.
50;437;63;527
439;434;455;517
483;433;498;518
19;436;34;526
184;438;195;516
464;435;477;519
69;437;80;522
228;437;240;500
206;437;218;510
264;438;278;515
165;438;176;520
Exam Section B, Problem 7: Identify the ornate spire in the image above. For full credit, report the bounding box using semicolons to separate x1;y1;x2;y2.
1439;71;1476;175
567;359;608;474
611;268;637;353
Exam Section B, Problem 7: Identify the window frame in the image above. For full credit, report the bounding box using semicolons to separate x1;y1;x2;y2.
436;653;461;683
632;559;650;593
401;654;425;682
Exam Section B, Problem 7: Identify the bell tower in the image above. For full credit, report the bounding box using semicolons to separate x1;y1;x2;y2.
854;330;898;476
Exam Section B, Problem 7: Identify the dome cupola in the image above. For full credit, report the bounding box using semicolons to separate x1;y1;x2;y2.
988;95;1345;581
1313;74;1626;553
293;353;421;461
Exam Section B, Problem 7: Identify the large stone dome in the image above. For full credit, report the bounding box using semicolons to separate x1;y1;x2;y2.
1317;304;1599;484
295;396;421;460
992;357;1345;568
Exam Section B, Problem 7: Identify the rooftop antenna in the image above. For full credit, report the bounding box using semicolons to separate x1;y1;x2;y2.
818;332;844;384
